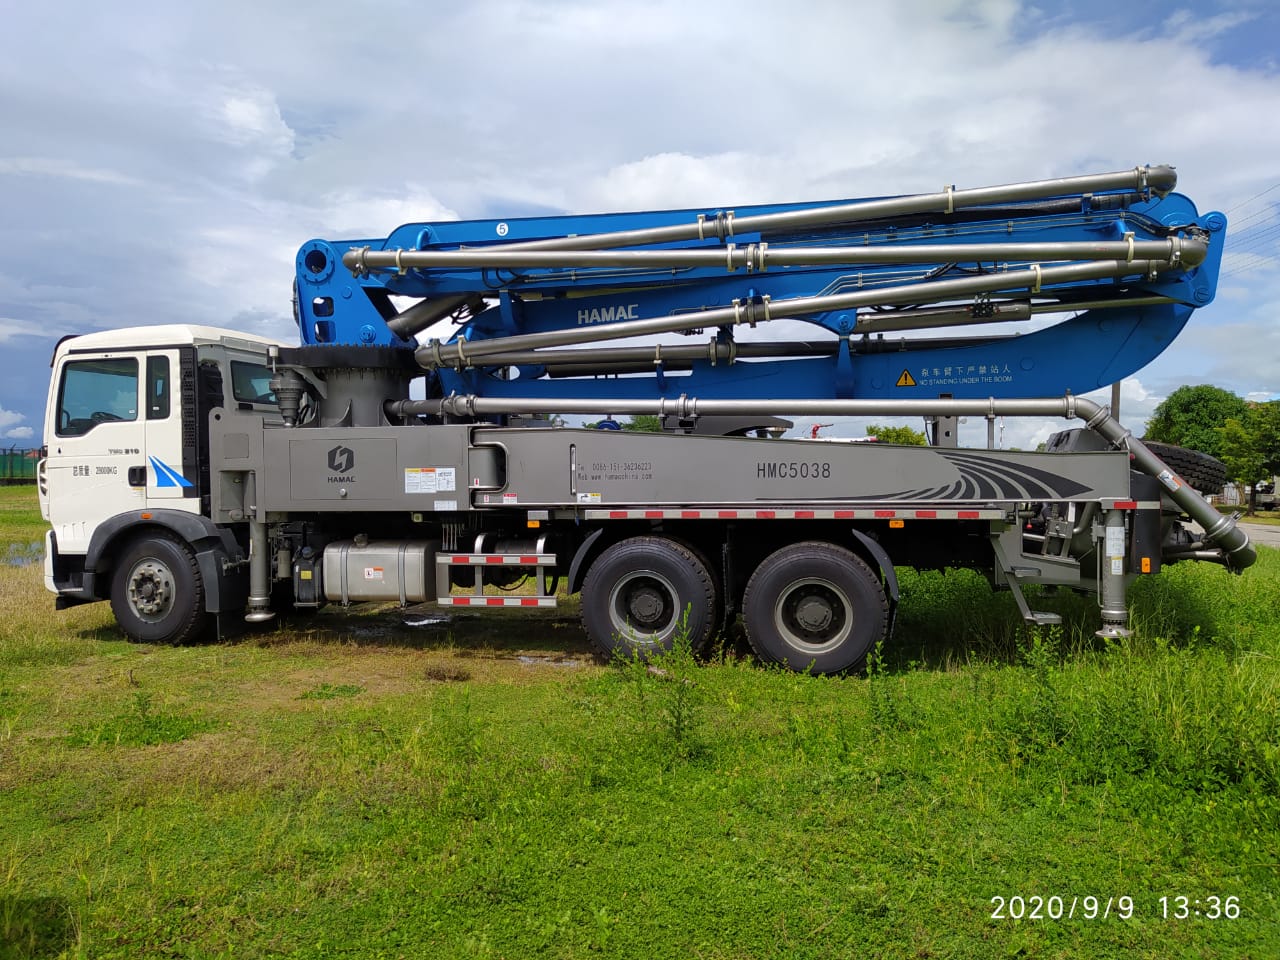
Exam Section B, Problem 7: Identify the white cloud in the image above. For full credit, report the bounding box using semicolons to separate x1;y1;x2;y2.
1165;9;1255;45
0;156;141;186
0;318;46;343
2;0;1279;442
221;93;287;144
315;186;458;239
574;152;775;212
0;406;27;432
4;426;34;440
205;85;296;182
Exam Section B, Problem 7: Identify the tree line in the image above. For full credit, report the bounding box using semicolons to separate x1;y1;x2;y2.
1145;385;1280;514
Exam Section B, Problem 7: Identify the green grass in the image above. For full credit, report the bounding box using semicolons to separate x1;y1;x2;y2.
2;486;1278;958
63;692;215;748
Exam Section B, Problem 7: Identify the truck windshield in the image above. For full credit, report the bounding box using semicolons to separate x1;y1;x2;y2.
230;361;277;405
57;358;139;436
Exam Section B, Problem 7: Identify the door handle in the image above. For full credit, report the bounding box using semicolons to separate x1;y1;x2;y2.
128;465;147;487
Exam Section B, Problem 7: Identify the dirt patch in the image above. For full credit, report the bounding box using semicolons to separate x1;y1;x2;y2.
423;663;472;683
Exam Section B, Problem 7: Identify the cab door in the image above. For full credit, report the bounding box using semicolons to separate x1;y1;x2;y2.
140;349;199;505
45;350;148;555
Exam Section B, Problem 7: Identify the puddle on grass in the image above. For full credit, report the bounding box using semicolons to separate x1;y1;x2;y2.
288;605;592;662
3;542;42;566
402;614;586;666
403;614;452;628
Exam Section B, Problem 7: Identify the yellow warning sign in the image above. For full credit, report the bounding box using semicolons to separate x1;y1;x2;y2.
895;369;917;387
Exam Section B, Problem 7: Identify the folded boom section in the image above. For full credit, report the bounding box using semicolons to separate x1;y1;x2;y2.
295;163;1224;401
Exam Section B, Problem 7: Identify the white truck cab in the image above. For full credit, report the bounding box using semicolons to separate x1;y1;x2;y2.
40;325;284;637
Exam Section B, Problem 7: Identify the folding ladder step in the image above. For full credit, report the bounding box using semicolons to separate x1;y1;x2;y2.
435;552;559;607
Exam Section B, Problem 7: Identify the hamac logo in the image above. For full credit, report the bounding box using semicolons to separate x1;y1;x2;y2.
327;445;354;473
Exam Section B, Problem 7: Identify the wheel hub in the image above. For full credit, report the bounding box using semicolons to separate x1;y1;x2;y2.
774;578;852;654
607;570;678;642
794;595;834;632
628;586;666;625
127;560;173;618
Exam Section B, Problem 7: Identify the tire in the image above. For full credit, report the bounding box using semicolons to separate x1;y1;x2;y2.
109;533;210;645
743;541;888;675
1046;429;1227;496
664;537;726;638
1138;440;1227;496
581;537;718;660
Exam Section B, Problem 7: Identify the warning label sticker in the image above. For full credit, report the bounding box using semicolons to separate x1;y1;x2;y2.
909;363;1016;389
404;466;456;494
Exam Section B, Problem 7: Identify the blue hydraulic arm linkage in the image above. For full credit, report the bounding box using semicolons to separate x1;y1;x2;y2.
293;163;1224;402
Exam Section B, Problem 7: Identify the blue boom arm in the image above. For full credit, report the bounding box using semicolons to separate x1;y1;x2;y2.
293;164;1224;401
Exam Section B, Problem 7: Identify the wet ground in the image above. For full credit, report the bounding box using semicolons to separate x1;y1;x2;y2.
3;541;41;565
276;601;598;661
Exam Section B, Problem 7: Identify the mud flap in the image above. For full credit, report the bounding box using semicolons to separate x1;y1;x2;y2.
850;528;900;638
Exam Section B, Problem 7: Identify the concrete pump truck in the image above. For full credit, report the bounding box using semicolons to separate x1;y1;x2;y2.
38;163;1254;673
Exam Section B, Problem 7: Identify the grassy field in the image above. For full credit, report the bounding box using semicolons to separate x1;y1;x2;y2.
2;485;1278;958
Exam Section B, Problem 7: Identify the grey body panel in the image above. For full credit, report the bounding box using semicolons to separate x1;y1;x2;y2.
212;412;486;517
211;413;1130;516
492;428;1130;508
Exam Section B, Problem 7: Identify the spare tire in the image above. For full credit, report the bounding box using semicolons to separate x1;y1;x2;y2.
1138;440;1228;496
1045;429;1227;496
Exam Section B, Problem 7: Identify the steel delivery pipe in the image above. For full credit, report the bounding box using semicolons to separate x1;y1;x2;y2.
346;166;1176;266
350;235;1205;274
417;258;1176;368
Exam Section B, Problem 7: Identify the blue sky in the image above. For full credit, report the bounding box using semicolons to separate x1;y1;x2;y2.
1;0;1277;449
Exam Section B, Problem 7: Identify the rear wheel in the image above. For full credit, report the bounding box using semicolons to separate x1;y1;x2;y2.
581;536;718;660
743;541;887;674
110;534;210;645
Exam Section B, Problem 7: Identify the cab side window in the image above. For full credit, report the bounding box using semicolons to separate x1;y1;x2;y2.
146;356;170;420
230;360;277;405
57;358;139;437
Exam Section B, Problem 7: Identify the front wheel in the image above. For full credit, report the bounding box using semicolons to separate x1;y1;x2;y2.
743;541;888;674
109;534;210;645
581;536;718;660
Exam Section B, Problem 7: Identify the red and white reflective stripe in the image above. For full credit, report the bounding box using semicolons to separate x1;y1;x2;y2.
438;596;556;607
437;554;555;565
1102;500;1160;510
583;507;1004;521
